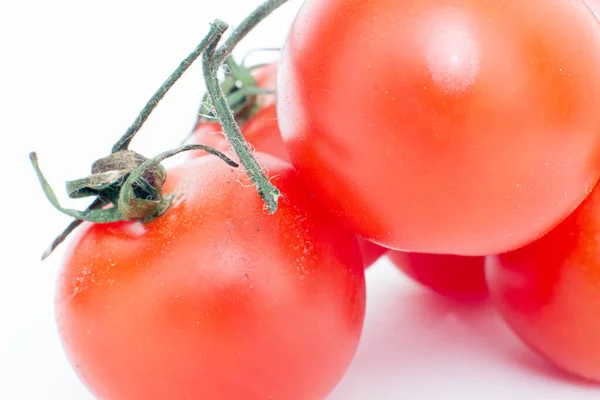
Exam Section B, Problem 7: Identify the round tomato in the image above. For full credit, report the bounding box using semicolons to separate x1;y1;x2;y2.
277;0;600;255
487;180;600;382
388;251;487;301
55;153;366;400
188;62;289;161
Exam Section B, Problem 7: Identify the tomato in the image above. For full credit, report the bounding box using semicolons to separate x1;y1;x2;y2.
357;237;387;269
388;251;487;301
277;0;600;255
487;180;600;382
55;153;366;400
188;62;289;162
249;61;278;109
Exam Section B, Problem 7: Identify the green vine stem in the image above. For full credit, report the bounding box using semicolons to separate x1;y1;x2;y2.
201;0;291;214
111;20;229;153
30;152;125;223
213;0;290;66
203;34;281;213
40;200;104;260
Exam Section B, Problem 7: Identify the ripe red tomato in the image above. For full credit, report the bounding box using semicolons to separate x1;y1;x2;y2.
277;0;600;255
188;62;289;162
487;181;600;382
55;153;366;400
388;251;487;301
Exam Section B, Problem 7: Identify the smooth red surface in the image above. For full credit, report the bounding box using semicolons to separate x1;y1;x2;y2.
277;0;600;255
55;154;366;400
389;252;487;301
487;180;600;382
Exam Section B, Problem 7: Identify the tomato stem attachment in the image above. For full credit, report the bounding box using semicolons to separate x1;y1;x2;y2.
111;20;229;153
31;145;238;259
204;38;281;214
201;0;290;214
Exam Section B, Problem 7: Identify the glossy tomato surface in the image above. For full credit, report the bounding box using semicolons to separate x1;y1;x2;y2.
389;251;487;301
277;0;600;255
55;153;366;400
487;181;600;382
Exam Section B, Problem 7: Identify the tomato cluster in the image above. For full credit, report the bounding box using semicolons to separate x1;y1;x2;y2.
39;0;600;398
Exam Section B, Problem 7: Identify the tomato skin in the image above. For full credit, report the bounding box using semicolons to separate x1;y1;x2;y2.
55;153;366;400
487;181;600;382
188;63;289;162
277;0;600;255
250;61;278;108
388;252;487;301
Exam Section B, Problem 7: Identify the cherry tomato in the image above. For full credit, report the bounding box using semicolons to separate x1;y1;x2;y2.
188;62;289;162
388;251;487;301
277;0;600;255
250;61;278;109
55;153;366;400
487;180;600;382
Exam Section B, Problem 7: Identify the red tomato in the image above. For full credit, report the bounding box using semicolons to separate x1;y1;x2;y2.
55;153;366;400
487;180;600;382
277;0;600;255
357;237;387;269
250;61;278;108
188;62;289;161
388;252;487;301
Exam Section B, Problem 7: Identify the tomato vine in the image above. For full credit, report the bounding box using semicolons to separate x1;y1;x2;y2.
30;0;291;259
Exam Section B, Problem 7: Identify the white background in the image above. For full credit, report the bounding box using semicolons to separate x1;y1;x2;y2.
1;0;600;398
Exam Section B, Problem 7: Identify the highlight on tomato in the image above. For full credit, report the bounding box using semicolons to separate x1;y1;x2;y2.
54;153;367;400
388;251;488;301
277;0;600;256
487;179;600;382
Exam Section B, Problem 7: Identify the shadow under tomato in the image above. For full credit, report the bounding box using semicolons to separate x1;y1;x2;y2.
510;346;600;389
328;262;599;399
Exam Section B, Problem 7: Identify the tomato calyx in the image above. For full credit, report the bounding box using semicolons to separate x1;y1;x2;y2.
197;56;274;127
30;145;238;260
